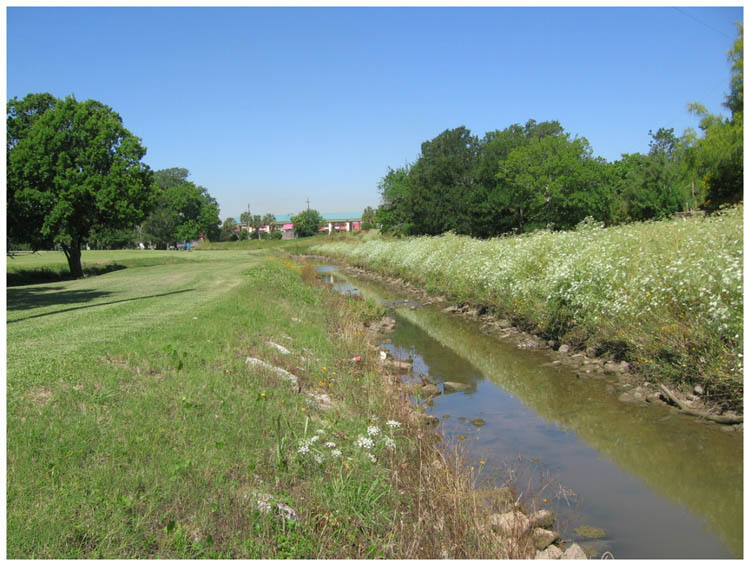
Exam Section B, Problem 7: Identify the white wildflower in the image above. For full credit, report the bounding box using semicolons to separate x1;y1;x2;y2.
367;425;381;436
313;454;323;464
331;449;342;458
324;441;337;448
384;437;396;450
297;444;310;455
356;435;374;450
386;420;401;429
367;453;377;463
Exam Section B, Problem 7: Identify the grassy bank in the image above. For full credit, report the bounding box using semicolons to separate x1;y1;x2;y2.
311;207;743;409
7;249;522;558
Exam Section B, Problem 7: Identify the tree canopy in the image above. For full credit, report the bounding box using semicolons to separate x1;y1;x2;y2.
7;93;155;276
142;168;221;248
291;209;324;238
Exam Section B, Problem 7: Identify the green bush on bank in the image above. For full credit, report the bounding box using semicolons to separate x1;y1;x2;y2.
312;206;743;408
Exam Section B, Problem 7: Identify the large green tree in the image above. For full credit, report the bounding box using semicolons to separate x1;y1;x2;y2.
291;209;324;238
7;93;155;277
471;120;565;236
610;128;692;222
407;126;479;235
496;133;612;231
142;168;221;248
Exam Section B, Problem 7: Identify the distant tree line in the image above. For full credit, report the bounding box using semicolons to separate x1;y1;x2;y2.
377;25;742;237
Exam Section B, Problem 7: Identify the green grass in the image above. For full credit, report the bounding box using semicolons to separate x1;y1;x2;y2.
312;206;744;409
6;250;217;286
7;249;516;558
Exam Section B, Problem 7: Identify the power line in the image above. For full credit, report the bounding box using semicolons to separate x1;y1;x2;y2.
672;7;731;40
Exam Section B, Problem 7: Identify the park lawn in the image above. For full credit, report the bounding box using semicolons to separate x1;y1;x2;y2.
7;250;505;558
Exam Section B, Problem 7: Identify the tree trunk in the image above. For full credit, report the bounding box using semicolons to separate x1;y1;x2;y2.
62;240;84;279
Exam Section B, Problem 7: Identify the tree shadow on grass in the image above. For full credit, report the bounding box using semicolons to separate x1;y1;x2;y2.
7;288;195;323
7;286;115;312
7;263;128;287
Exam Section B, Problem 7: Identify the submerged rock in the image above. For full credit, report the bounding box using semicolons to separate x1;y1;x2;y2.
574;525;607;539
443;381;471;393
420;383;441;398
517;337;543;349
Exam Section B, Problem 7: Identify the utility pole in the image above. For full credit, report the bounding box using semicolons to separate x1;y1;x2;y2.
247;203;250;234
306;197;310;211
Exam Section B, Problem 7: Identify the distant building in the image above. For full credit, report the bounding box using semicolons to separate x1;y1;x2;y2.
235;212;363;238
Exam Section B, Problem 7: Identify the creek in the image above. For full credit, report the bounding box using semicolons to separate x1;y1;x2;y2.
316;264;742;559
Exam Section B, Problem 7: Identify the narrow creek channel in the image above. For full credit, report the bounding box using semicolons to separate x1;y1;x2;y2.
316;264;742;559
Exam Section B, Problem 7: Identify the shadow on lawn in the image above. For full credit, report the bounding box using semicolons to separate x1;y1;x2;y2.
7;263;128;287
7;288;195;322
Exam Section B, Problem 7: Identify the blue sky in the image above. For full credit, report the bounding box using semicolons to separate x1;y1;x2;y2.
6;5;743;220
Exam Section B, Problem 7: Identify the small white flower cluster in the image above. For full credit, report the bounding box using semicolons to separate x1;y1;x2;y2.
296;418;402;468
356;435;375;450
353;418;401;462
297;435;318;455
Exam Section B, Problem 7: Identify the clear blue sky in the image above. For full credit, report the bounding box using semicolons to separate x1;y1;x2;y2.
7;5;743;220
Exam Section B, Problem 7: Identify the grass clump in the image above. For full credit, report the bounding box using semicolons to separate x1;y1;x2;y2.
311;206;743;409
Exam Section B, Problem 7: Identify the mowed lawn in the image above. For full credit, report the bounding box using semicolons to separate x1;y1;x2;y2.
8;250;253;384
6;250;288;557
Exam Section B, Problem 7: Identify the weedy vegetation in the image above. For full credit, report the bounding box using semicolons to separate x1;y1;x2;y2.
312;206;743;409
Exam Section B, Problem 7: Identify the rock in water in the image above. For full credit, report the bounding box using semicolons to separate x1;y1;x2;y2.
443;381;471;393
532;528;560;550
574;525;607;539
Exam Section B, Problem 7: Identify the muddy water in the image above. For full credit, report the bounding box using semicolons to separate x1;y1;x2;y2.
317;265;743;559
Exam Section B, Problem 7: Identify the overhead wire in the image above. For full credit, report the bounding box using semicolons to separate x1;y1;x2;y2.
672;7;732;40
